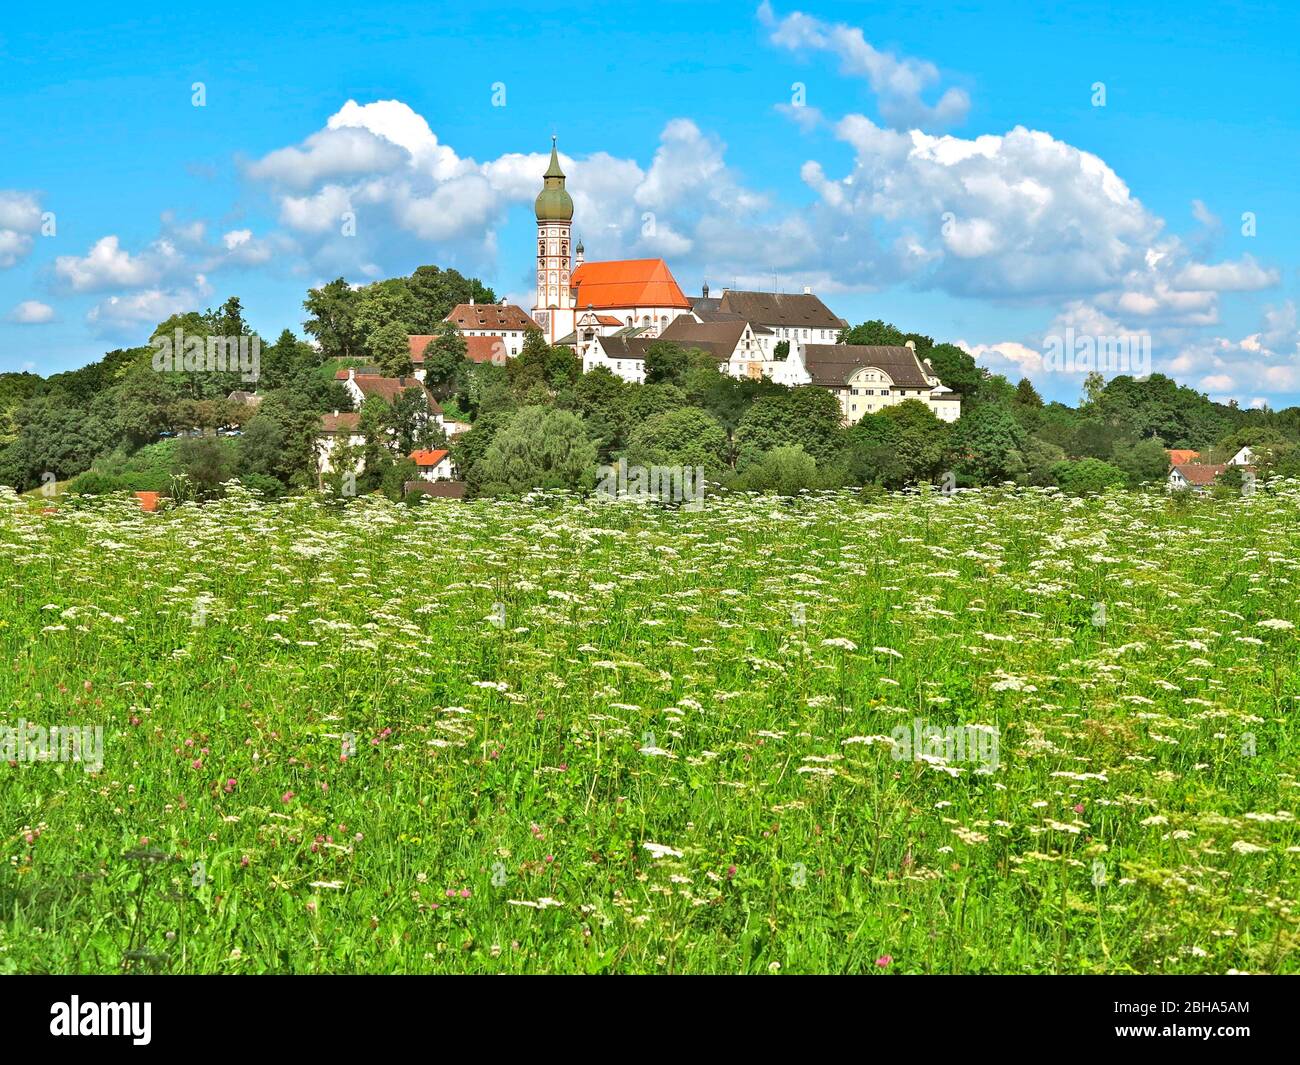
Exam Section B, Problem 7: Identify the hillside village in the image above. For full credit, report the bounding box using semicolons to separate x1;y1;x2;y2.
308;141;981;494
3;139;1299;505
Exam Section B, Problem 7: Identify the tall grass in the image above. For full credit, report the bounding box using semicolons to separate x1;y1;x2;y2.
0;483;1296;973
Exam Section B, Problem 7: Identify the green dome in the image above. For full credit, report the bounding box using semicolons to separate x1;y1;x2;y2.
534;138;573;222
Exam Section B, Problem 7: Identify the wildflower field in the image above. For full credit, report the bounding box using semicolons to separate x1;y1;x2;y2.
2;484;1298;974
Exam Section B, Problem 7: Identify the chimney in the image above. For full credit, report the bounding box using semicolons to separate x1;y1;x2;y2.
332;409;339;417
469;297;475;306
803;285;812;295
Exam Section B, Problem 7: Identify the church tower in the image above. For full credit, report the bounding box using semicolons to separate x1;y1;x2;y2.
532;136;574;343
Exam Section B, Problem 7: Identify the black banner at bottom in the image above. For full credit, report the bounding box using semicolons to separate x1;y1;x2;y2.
3;974;1283;1052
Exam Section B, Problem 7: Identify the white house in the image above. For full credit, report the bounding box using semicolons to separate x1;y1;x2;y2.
338;368;445;432
316;412;366;480
690;286;847;359
581;317;795;384
780;342;961;424
317;371;447;485
1227;445;1255;467
406;302;540;370
581;335;654;383
410;448;456;481
1168;463;1228;492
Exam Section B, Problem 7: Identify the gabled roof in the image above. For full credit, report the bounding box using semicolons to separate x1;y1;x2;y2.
409;333;509;365
410;449;450;467
570;259;691;310
350;373;442;413
1166;449;1200;466
464;336;508;364
717;290;846;330
593;334;730;364
800;345;932;389
443;304;539;331
320;412;361;433
1171;463;1227;485
659;316;750;352
593;335;653;362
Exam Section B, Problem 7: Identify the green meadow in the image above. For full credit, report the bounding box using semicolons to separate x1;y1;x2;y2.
1;484;1297;974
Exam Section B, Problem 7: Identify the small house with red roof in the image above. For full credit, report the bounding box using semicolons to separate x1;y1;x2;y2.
316;370;447;487
1168;463;1228;492
410;448;456;482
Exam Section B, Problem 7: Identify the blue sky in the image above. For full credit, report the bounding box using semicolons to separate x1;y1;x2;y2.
2;0;1296;405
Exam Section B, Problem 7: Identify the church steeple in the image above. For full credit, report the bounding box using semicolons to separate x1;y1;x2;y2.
532;136;575;343
545;136;565;178
535;136;573;221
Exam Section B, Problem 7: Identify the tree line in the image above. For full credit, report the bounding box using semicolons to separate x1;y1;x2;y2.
4;263;1299;502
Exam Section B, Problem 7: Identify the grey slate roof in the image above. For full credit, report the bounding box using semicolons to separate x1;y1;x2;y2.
801;345;933;388
593;334;730;364
717;290;846;330
660;316;748;350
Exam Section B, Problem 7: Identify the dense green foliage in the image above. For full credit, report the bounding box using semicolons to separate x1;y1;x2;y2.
4;267;1297;505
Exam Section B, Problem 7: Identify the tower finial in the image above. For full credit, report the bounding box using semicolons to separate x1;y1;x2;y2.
536;134;573;219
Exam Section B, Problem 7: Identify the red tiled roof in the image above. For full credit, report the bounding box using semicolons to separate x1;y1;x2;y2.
443;304;539;331
465;336;509;364
1167;449;1200;466
351;374;441;412
570;259;690;310
1172;463;1226;485
410;449;449;467
320;412;361;433
408;334;508;365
